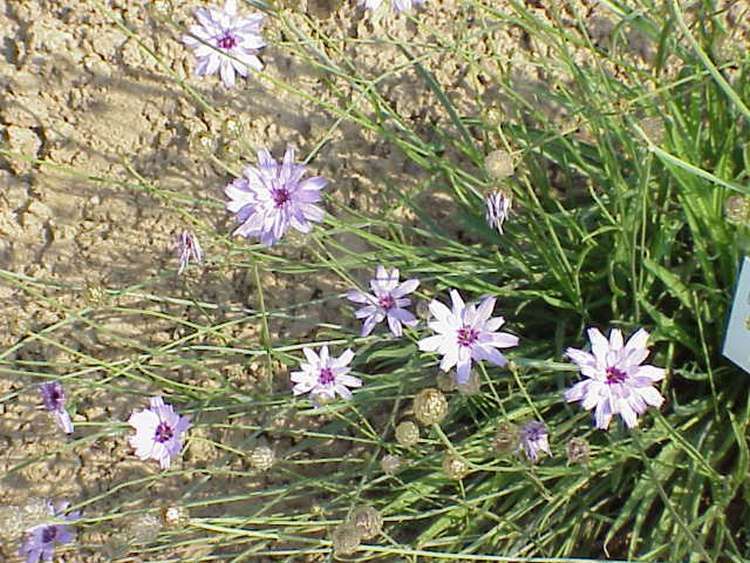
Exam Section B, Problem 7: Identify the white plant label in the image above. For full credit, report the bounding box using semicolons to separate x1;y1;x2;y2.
723;256;750;373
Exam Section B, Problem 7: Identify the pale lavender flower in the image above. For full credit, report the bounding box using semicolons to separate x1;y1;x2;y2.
182;0;265;88
359;0;426;13
519;421;550;463
290;346;362;404
177;230;203;275
19;500;80;563
484;191;511;234
224;146;327;246
346;266;419;337
39;382;73;434
128;397;191;470
418;290;519;384
565;327;665;430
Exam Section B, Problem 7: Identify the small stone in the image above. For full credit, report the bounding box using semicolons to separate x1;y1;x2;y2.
492;421;519;455
248;445;275;471
350;505;383;540
5;126;41;173
331;522;361;556
566;437;590;465
394;421;419;447
161;505;190;529
127;513;162;545
485;149;514;179
442;453;469;480
413;388;448;426
380;454;402;475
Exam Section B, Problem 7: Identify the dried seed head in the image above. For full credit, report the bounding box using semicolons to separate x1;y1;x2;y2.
127;513;163;545
456;371;482;396
380;454;402;475
725;195;749;224
485;149;514;179
442;453;469;480
332;522;361;556
395;421;420;447
413;388;448;426
161;505;190;529
248;445;275;471
566;437;590;464
350;505;383;540
492;421;519;455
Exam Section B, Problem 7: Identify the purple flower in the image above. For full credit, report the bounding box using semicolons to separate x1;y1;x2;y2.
359;0;426;12
177;230;203;275
418;290;519;384
39;382;73;434
484;191;511;234
224;146;327;247
519;421;550;463
128;397;191;470
346;266;419;337
19;500;80;563
290;346;362;404
565;327;665;430
182;0;265;88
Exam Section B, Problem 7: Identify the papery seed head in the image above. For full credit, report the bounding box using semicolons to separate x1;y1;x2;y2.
395;421;420;447
442;453;469;480
413;388;448;426
350;505;383;540
331;522;361;556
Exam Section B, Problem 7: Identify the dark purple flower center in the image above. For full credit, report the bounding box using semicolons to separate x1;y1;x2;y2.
457;326;479;347
155;421;174;443
43;386;64;411
217;33;237;50
318;367;335;385
42;525;58;544
378;294;395;310
272;187;291;208
606;366;627;385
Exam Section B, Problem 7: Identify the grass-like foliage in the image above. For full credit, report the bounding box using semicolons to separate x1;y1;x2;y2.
2;0;749;561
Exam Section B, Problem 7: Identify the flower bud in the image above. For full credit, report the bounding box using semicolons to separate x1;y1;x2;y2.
413;388;448;426
725;195;749;224
492;421;519;455
332;522;361;556
566;437;590;464
485;149;514;179
442;453;469;480
395;421;419;447
380;454;402;475
350;505;383;540
248;445;275;471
